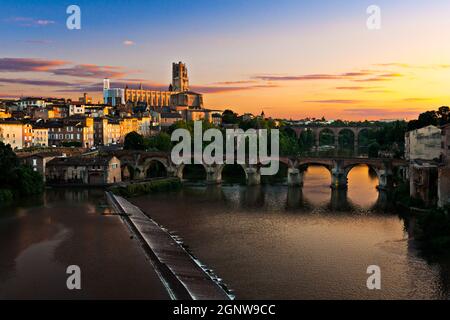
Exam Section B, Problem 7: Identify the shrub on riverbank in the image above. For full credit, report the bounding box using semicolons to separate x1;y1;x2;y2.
110;178;182;197
0;142;44;207
415;206;450;251
0;189;13;205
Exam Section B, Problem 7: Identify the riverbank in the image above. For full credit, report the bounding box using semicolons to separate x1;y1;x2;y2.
109;177;181;197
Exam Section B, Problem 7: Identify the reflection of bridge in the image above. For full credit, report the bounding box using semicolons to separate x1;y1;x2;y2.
112;151;407;190
290;126;377;152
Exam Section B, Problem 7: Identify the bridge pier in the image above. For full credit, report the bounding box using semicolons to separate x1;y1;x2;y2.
331;161;348;189
287;168;303;187
377;168;394;190
354;140;359;156
245;166;261;186
331;171;348;189
206;165;222;184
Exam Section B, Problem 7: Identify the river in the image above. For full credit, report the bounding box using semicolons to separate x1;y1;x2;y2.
131;165;450;300
1;165;449;299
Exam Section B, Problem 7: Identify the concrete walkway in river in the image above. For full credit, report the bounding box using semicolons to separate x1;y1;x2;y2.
107;192;231;300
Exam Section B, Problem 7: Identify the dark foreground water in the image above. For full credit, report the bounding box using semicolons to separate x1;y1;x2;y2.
1;165;450;299
131;165;450;300
0;189;169;299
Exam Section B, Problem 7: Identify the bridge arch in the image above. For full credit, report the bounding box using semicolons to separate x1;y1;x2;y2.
217;163;248;184
337;128;356;151
144;159;169;178
343;162;381;190
121;164;136;181
317;128;336;147
176;163;208;181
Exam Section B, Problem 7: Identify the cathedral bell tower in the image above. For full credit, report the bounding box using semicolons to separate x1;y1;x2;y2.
172;61;189;92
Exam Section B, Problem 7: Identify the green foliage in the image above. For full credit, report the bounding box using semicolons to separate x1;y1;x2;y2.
111;178;181;197
416;206;450;251
222;109;239;124
13;166;44;196
279;130;300;156
368;142;380;158
0;142;44;206
124;131;145;150
407;106;450;131
145;132;172;152
0;189;13;205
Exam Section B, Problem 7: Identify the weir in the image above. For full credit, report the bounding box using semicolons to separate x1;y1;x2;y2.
106;191;232;300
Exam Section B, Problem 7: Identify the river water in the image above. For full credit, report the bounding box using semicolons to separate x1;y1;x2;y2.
1;165;450;299
131;165;450;300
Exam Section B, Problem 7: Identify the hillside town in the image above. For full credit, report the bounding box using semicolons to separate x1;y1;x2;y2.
0;62;223;150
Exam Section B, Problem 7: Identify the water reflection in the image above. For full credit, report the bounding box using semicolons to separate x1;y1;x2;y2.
132;182;450;299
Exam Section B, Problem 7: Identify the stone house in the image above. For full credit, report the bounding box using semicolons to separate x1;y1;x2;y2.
46;155;121;185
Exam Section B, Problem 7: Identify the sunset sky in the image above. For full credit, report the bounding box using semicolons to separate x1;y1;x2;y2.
1;0;450;120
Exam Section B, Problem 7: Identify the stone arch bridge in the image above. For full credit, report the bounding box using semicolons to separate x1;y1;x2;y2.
290;126;377;152
111;151;406;190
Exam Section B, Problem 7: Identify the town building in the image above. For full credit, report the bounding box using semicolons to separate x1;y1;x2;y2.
46;116;94;148
438;124;450;207
405;125;442;161
104;62;204;112
18;97;48;110
0;120;23;149
103;79;125;106
19;151;63;181
94;118;121;146
31;123;48;147
22;123;33;148
160;112;183;129
405;125;442;206
46;155;122;185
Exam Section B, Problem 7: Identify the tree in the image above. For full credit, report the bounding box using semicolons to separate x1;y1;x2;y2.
222;109;239;124
124;131;145;150
368;142;380;158
0;142;44;202
0;142;19;188
145;133;172;152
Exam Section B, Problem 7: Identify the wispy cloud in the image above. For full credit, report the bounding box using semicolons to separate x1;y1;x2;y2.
212;80;258;85
123;40;135;46
343;108;420;118
52;64;128;79
252;70;401;83
5;17;55;27
335;86;377;91
304;99;363;104
375;62;450;70
0;77;75;87
353;73;402;82
402;98;431;102
0;58;67;72
24;39;53;45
